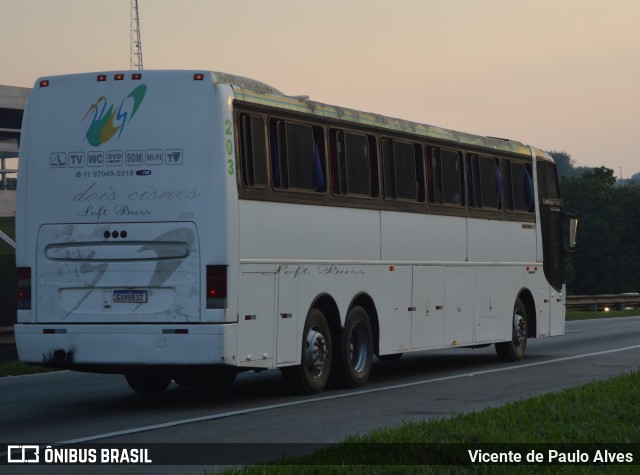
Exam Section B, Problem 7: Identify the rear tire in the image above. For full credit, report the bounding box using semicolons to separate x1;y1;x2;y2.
283;308;332;394
333;306;373;388
125;371;172;394
495;297;528;362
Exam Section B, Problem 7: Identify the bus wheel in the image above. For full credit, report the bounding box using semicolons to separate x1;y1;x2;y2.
283;308;332;395
495;297;528;362
125;371;172;394
334;306;373;388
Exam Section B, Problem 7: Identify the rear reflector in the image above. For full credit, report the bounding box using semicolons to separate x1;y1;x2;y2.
17;267;31;310
206;265;227;309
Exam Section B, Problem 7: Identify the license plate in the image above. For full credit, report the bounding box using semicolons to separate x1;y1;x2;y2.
113;289;148;304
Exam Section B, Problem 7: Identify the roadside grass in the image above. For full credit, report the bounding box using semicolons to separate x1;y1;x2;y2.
0;360;58;377
212;371;640;474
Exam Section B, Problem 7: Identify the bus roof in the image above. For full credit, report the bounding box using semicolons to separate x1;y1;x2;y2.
211;71;552;163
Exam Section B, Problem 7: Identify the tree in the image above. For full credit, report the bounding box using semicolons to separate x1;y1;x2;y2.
548;150;576;177
561;167;640;294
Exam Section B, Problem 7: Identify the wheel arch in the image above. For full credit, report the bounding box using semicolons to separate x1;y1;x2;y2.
517;288;537;338
309;293;341;352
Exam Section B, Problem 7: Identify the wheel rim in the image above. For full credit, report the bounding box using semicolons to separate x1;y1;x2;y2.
513;311;526;350
305;325;328;379
349;323;369;373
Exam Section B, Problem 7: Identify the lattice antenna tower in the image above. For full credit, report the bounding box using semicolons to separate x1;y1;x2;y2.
130;0;143;70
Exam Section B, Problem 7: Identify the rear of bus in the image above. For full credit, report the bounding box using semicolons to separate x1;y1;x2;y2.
15;71;238;386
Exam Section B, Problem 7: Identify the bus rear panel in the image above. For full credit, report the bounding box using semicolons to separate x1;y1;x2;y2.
15;71;237;370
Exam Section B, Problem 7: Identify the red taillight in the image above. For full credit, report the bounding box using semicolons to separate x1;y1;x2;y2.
17;267;31;310
206;265;227;309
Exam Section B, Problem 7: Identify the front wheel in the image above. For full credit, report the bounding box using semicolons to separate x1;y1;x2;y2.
495;297;528;362
282;308;332;395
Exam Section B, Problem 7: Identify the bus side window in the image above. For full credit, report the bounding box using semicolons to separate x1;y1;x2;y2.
441;149;464;206
330;130;348;194
537;161;559;200
429;148;464;206
330;130;372;197
504;160;534;213
468;154;501;209
238;114;267;188
269;119;326;192
382;138;423;202
269;119;284;189
426;147;442;204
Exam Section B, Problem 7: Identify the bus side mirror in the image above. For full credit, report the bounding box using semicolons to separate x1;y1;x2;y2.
569;217;578;250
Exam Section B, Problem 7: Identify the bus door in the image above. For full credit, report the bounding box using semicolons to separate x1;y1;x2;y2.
411;266;445;350
390;265;412;352
444;267;475;347
237;267;276;365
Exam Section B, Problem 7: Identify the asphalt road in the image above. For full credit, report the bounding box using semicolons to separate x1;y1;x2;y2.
1;316;639;474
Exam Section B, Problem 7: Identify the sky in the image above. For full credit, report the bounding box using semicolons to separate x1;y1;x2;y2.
2;0;639;178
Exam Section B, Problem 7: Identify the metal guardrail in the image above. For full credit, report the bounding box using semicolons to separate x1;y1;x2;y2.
0;230;15;249
566;294;640;311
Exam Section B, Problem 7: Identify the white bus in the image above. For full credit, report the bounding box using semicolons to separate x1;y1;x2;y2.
15;71;576;394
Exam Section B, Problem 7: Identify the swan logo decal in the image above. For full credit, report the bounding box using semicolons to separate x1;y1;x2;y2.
82;84;147;147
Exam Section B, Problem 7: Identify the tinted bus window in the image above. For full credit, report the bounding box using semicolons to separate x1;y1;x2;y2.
428;148;464;206
270;119;326;192
382;139;423;201
330;130;374;196
238;113;267;188
468;154;501;209
503;160;534;212
537;161;560;200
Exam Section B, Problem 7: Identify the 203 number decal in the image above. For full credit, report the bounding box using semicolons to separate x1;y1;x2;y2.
225;119;234;175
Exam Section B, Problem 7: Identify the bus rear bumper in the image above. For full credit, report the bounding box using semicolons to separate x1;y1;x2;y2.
14;323;237;368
